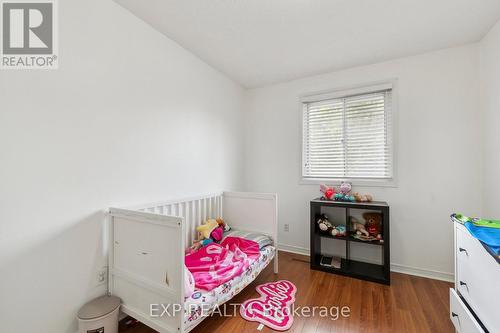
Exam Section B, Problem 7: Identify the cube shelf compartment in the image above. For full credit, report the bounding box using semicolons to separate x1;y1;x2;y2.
310;199;390;285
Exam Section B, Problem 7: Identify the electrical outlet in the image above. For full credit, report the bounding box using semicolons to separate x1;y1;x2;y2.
97;266;107;285
284;224;289;232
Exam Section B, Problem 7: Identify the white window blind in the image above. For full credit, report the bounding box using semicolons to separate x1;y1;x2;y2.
302;88;393;180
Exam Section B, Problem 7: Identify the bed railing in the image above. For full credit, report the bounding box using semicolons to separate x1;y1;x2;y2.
130;192;223;246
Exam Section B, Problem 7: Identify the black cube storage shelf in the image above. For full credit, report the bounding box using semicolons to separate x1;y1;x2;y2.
310;199;390;285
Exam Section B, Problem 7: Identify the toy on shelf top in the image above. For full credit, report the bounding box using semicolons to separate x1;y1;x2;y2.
319;182;374;203
319;184;335;200
334;182;355;202
353;192;373;203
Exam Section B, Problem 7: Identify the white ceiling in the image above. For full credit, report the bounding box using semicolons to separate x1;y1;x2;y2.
116;0;500;88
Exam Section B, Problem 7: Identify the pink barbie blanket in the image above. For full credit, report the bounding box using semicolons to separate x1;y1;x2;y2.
240;280;297;331
185;236;260;291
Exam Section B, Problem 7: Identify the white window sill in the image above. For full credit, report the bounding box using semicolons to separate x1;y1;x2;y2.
299;177;398;188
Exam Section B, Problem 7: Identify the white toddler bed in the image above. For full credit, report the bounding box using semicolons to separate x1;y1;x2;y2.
107;192;278;333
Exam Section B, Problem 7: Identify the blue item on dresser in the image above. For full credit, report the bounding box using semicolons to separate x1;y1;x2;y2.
465;221;500;257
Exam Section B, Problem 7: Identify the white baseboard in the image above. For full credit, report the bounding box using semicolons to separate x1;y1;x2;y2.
278;243;454;283
390;263;454;282
278;243;310;256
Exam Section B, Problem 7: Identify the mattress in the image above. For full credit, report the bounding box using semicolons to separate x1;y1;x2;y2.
183;245;275;330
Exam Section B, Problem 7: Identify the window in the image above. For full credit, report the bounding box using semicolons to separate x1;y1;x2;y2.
302;83;394;183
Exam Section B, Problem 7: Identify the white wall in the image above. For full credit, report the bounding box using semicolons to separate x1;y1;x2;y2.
0;1;493;330
244;45;482;280
0;1;245;332
480;20;500;217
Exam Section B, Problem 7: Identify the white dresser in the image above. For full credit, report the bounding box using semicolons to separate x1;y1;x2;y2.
450;222;500;333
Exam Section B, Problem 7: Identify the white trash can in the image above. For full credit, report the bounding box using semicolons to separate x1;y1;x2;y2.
77;295;121;333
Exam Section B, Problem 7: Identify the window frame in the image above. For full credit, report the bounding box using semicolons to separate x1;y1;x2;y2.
299;80;398;187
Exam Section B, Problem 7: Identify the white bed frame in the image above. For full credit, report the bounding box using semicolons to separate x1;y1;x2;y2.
107;191;278;333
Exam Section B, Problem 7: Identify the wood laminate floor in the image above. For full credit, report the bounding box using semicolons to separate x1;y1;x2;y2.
119;251;454;333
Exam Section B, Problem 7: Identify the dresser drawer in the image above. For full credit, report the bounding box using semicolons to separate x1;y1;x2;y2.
450;288;484;333
456;224;500;332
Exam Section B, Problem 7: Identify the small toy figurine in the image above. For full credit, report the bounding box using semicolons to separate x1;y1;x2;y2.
320;184;335;200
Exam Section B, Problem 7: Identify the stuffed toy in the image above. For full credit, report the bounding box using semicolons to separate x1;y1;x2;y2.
334;182;355;202
320;184;335;200
350;217;369;237
339;181;352;195
210;226;223;242
186;237;213;254
196;219;219;239
217;217;231;232
363;212;382;240
317;214;346;237
353;192;373;202
187;218;227;254
331;224;346;237
317;214;333;232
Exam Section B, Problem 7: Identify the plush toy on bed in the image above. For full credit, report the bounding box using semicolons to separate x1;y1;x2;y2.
186;237;213;254
217;217;231;232
197;219;219;239
186;218;229;254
